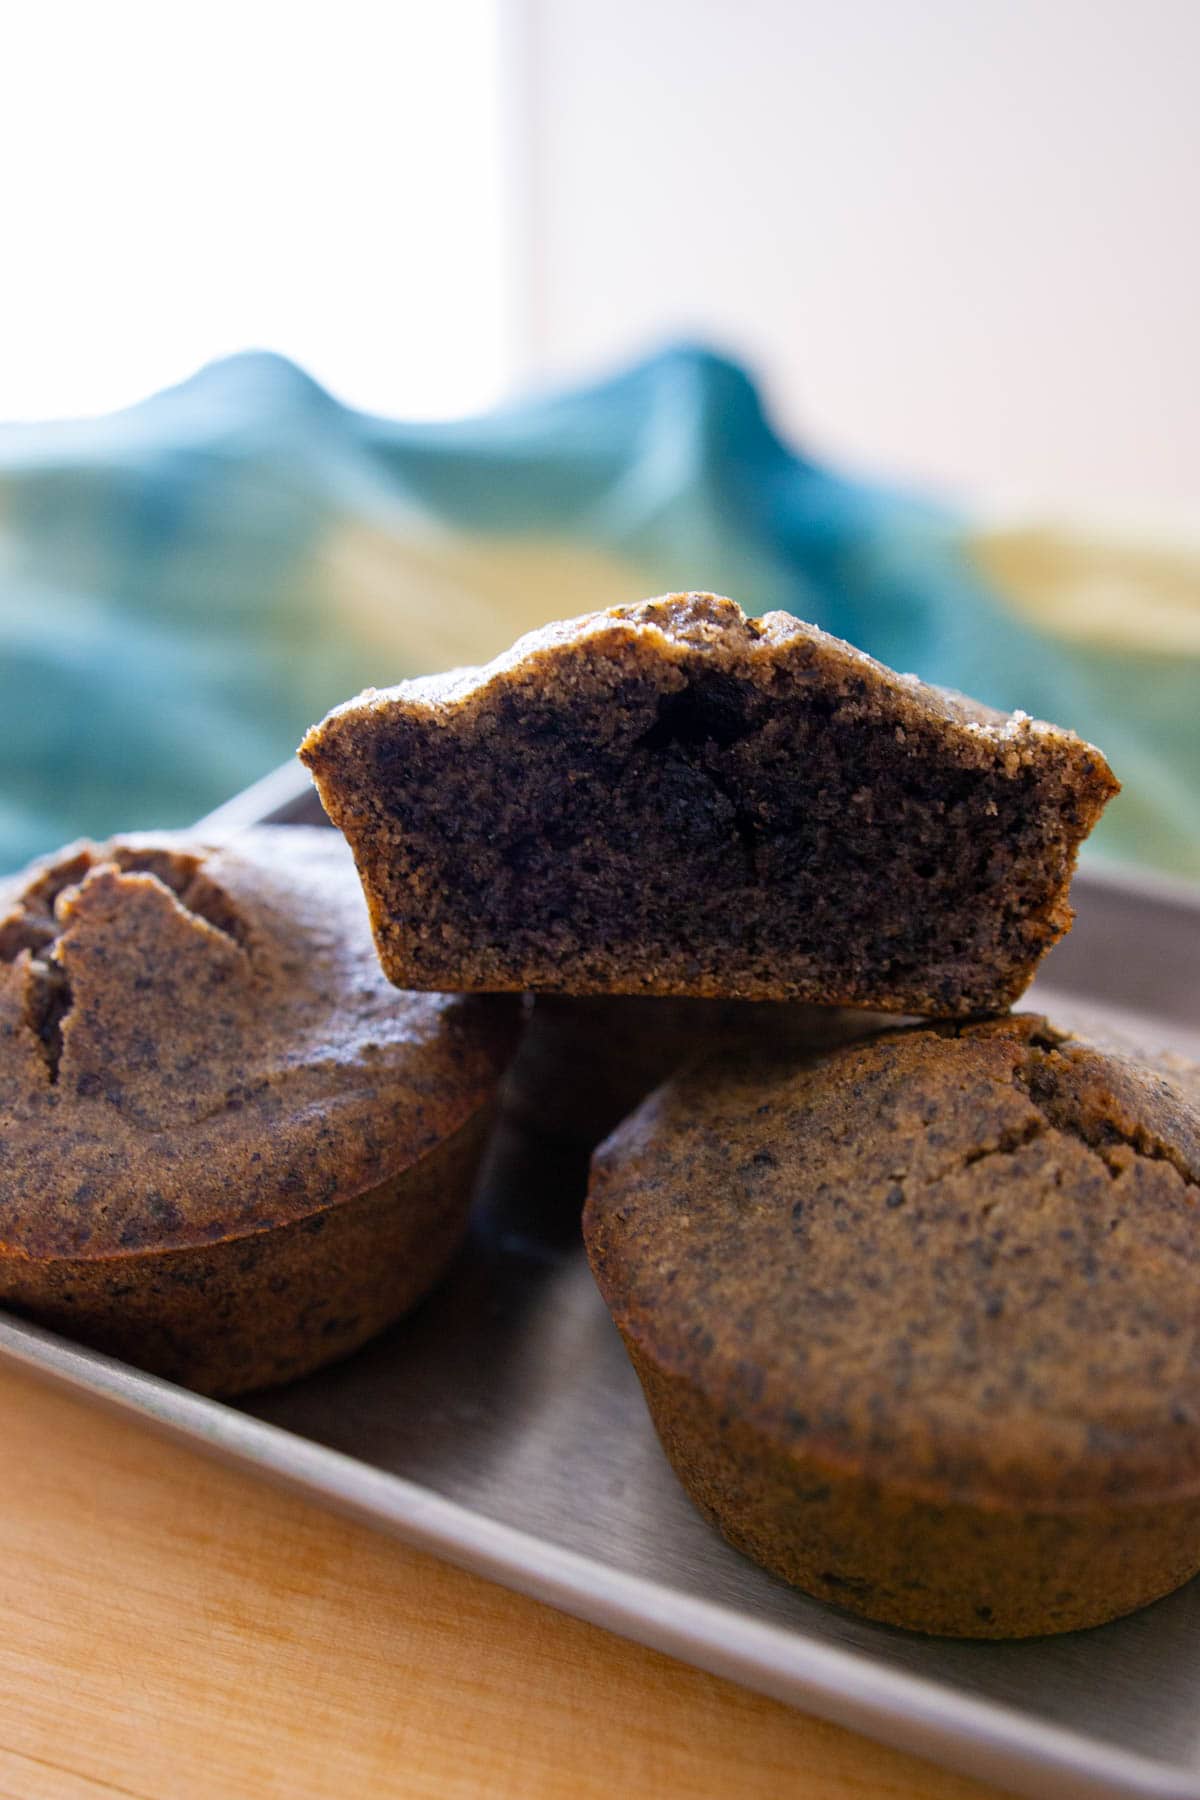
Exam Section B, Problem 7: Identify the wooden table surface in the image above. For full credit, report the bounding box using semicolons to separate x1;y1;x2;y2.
0;1364;1008;1800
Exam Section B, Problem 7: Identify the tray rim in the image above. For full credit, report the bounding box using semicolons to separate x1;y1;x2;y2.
1;1312;1197;1800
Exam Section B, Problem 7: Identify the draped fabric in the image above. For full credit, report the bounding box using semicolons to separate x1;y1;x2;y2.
1;345;1196;876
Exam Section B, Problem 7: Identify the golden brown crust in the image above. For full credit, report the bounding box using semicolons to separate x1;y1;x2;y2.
0;827;515;1257
0;827;518;1393
4;1109;493;1396
626;1344;1200;1639
300;593;1118;1014
584;1013;1200;1635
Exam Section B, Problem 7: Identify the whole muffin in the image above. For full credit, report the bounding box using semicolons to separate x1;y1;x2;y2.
584;1015;1200;1637
0;827;516;1394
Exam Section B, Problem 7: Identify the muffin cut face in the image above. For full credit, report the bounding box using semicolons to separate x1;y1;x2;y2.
300;593;1117;1014
584;1015;1200;1636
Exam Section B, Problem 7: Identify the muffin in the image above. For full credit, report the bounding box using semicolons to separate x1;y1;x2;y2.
584;1014;1200;1637
300;592;1117;1014
0;827;517;1394
503;996;901;1156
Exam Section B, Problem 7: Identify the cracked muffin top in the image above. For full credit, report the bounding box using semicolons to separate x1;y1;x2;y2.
585;1014;1200;1506
300;592;1117;1013
0;827;515;1259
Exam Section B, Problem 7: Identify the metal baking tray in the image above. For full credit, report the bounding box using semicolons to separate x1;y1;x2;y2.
3;759;1200;1800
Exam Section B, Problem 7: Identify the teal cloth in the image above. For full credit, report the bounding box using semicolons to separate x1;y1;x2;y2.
0;345;1195;877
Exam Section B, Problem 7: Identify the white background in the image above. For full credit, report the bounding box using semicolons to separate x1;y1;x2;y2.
0;1;515;421
2;0;1197;508
521;0;1200;507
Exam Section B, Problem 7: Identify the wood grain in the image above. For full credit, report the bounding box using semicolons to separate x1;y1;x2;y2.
0;1365;1005;1800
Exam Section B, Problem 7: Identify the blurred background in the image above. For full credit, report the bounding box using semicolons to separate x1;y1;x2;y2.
1;0;1197;875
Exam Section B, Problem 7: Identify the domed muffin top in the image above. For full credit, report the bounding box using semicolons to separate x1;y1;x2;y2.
586;1013;1200;1507
0;827;515;1258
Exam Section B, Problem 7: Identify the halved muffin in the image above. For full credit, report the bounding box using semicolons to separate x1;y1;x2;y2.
300;593;1117;1014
